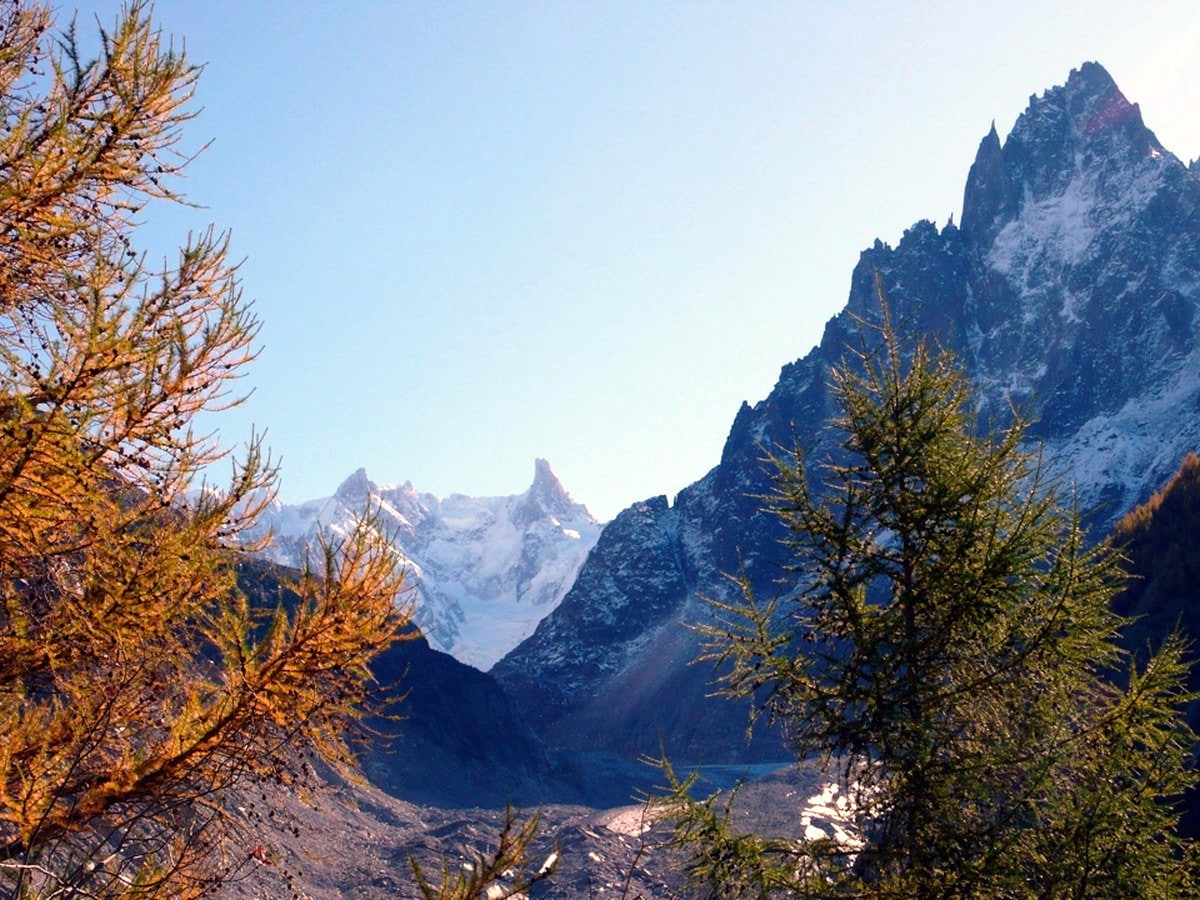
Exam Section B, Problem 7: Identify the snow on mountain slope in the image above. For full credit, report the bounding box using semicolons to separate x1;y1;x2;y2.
251;459;601;670
957;61;1200;517
494;62;1200;760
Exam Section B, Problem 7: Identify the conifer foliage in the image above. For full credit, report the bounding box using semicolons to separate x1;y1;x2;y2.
666;310;1199;897
1113;451;1200;647
0;3;409;895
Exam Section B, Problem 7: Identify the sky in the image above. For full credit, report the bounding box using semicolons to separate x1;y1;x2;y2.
63;1;1200;521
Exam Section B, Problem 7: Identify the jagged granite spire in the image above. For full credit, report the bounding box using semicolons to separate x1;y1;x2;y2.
961;62;1165;249
517;457;578;524
1004;62;1157;192
333;466;377;503
960;122;1014;245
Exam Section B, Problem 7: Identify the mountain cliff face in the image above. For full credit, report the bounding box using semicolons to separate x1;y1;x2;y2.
252;459;601;670
360;631;560;807
493;63;1200;761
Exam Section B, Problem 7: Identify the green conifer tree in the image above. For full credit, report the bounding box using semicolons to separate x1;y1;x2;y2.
663;309;1199;897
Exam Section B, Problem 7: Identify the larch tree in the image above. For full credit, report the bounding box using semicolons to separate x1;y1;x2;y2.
0;2;410;896
662;307;1199;898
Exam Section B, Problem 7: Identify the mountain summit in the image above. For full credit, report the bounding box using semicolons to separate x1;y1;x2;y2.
516;457;580;525
493;63;1200;761
254;460;601;670
961;61;1161;245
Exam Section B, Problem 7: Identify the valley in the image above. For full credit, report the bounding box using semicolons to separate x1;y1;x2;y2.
247;62;1200;894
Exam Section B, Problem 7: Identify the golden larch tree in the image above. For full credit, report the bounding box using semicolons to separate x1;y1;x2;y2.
0;2;411;895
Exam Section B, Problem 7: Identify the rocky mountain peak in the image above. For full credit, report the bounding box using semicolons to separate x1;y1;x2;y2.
524;458;579;521
333;467;377;504
256;461;602;670
492;62;1200;763
961;61;1168;249
1010;61;1147;154
960;121;1013;243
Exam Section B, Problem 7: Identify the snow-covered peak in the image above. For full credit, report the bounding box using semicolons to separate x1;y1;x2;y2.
530;457;574;512
961;62;1176;253
512;458;580;528
253;461;602;670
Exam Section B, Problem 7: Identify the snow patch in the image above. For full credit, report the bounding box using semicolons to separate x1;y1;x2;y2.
1044;337;1200;516
989;178;1097;278
600;806;655;838
987;158;1166;289
800;781;862;849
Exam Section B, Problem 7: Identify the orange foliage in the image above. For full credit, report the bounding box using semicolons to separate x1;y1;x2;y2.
0;4;412;895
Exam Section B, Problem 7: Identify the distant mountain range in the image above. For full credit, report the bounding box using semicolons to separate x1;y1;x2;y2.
250;458;600;670
492;61;1200;765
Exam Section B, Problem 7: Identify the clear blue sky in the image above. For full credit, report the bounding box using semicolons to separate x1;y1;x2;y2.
67;1;1200;520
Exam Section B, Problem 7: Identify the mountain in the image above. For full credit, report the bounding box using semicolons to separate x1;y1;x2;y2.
251;459;601;670
358;631;557;807
492;62;1200;763
232;559;570;812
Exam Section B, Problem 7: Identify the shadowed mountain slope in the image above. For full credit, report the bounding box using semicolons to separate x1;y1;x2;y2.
493;62;1200;763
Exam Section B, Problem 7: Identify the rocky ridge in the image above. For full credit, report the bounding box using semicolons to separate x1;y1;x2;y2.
492;62;1200;762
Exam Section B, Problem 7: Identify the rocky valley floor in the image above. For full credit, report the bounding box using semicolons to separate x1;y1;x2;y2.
221;762;836;898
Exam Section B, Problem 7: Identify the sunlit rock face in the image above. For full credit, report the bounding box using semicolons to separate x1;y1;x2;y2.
493;63;1200;762
251;458;601;671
